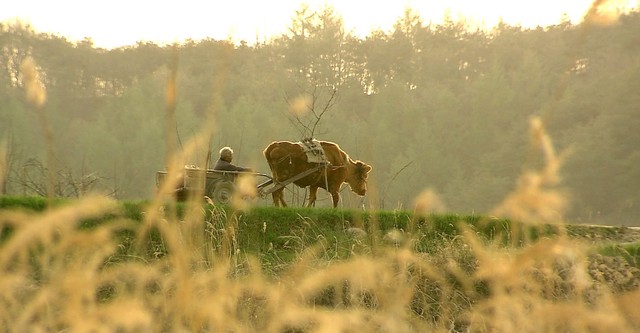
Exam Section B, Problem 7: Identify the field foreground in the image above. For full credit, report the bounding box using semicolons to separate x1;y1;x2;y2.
1;196;640;332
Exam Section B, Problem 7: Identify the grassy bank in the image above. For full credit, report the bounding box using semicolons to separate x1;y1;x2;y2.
2;195;637;261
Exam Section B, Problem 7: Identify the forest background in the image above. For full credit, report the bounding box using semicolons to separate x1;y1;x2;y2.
1;7;638;226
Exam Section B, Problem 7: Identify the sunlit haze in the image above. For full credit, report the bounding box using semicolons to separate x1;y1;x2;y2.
1;0;638;49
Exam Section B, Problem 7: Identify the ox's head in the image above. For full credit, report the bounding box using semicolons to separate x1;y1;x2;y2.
347;161;372;196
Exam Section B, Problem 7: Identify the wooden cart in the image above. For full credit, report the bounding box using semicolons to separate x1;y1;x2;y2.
156;163;327;204
156;167;267;204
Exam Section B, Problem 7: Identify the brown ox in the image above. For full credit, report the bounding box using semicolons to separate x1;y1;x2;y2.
263;140;372;208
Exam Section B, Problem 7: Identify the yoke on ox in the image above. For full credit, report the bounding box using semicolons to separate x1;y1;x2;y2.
263;139;372;208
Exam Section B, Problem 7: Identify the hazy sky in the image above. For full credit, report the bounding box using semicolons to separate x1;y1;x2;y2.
1;0;638;49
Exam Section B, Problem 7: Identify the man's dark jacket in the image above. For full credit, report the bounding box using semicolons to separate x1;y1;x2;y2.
213;159;251;172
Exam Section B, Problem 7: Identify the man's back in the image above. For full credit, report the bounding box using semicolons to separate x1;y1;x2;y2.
213;159;250;172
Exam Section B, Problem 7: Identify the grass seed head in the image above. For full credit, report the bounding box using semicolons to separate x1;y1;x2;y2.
289;94;312;117
20;57;47;108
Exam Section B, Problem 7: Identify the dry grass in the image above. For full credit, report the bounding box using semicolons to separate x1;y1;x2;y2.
2;4;639;330
2;115;639;332
1;196;639;332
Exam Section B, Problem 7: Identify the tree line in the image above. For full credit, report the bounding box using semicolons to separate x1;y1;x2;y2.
1;6;638;225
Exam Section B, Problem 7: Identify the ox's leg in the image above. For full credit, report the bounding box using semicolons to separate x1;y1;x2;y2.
278;190;288;207
307;186;318;207
272;190;282;207
329;190;340;208
272;189;287;207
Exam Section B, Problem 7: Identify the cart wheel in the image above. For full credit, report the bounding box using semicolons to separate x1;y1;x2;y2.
212;182;235;204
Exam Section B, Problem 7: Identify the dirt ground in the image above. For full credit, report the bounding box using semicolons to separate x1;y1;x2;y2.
567;224;640;244
565;225;640;293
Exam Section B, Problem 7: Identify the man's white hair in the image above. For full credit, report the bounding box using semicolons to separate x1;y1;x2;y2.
219;147;234;161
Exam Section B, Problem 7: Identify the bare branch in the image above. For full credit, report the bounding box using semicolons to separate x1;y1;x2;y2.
381;161;414;208
282;76;340;140
12;158;103;198
282;90;309;139
309;87;338;138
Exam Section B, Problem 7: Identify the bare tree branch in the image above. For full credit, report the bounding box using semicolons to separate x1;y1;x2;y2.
282;81;340;140
381;161;414;209
12;158;103;198
309;87;338;138
281;90;308;139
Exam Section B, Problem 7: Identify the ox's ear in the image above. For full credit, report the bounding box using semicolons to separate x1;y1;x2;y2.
360;162;372;174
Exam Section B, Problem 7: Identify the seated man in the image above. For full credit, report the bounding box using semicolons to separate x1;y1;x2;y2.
213;147;252;172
